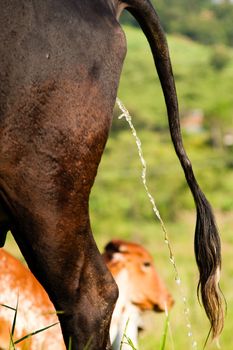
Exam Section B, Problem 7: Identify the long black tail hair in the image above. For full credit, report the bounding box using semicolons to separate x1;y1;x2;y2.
121;0;224;338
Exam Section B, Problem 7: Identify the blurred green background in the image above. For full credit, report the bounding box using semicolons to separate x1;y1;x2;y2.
5;1;233;349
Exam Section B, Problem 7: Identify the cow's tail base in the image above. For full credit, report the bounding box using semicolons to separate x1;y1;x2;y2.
121;0;224;338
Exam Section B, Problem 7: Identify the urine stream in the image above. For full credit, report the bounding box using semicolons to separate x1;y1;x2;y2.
116;97;198;349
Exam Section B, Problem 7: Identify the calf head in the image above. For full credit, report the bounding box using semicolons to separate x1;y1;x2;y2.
103;240;174;313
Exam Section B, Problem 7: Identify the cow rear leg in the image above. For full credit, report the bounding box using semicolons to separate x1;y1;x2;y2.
0;199;11;247
12;224;118;350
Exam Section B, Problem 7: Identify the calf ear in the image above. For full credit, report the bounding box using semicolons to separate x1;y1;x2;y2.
103;240;126;262
104;240;121;254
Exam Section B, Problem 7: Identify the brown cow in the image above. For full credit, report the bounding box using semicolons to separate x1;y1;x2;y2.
0;241;172;349
0;0;223;348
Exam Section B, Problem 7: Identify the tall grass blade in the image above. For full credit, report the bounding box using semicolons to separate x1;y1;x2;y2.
10;296;19;338
83;336;93;350
120;319;137;350
14;322;59;345
0;304;17;312
159;313;169;350
123;336;137;350
1;302;17;349
68;336;72;350
120;319;129;350
9;332;16;350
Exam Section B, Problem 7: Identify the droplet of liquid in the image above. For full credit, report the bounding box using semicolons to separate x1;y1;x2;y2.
192;341;197;348
170;256;175;264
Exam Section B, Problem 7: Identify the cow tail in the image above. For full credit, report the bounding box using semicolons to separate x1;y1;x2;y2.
121;0;224;338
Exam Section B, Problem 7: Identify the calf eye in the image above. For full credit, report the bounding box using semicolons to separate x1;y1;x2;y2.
143;262;151;267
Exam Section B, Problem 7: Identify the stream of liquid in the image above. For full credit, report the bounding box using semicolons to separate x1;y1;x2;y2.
116;97;198;349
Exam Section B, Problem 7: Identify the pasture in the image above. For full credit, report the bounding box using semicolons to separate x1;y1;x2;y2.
4;25;233;349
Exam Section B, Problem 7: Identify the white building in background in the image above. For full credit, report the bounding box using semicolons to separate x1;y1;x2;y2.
223;132;233;146
181;109;204;134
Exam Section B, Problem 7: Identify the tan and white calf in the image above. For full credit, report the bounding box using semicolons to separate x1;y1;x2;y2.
0;248;65;350
0;241;173;349
103;240;174;350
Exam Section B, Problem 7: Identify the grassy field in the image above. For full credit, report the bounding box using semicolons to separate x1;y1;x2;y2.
4;26;233;349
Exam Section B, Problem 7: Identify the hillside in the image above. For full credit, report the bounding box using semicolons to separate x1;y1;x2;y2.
117;26;233;133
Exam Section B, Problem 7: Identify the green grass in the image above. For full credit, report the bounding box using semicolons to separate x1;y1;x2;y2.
120;319;137;350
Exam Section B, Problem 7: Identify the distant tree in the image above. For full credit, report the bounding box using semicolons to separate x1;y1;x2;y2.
211;3;233;45
121;0;233;47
